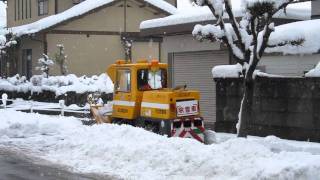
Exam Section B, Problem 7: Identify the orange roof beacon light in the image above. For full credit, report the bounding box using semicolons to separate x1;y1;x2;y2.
150;59;160;72
116;60;126;65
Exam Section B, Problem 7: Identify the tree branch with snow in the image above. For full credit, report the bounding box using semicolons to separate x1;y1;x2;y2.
191;0;311;137
36;54;54;78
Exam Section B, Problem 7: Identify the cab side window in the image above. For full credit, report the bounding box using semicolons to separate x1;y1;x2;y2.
116;69;131;92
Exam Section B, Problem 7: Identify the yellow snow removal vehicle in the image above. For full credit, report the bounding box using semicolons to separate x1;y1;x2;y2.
89;59;205;142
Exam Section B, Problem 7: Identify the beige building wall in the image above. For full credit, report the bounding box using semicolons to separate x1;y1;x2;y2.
132;41;159;62
126;1;165;32
57;0;75;13
54;1;124;32
55;0;163;32
47;34;125;76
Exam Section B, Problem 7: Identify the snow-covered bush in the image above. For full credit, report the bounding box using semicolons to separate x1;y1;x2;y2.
6;74;27;85
0;74;114;96
36;54;54;78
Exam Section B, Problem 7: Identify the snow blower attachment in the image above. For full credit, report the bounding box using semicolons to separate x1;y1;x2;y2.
89;59;205;143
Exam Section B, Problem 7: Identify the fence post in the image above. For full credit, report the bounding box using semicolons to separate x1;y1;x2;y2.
1;93;8;109
30;101;34;113
59;100;65;116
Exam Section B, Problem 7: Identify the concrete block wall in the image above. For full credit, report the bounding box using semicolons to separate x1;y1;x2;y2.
214;76;320;142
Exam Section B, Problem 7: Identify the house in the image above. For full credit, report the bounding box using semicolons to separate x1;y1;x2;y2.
1;0;177;78
140;0;320;128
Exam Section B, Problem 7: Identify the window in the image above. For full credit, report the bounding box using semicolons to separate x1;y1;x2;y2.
38;0;48;16
22;49;32;79
115;69;131;92
137;69;167;91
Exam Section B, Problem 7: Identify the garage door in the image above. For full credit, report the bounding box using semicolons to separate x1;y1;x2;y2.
170;51;229;129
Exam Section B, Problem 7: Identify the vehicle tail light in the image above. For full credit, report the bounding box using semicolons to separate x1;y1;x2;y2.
170;103;176;112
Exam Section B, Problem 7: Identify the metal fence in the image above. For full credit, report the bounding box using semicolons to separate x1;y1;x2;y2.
0;93;91;117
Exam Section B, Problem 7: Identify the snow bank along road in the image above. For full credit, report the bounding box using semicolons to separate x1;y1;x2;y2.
1;110;320;180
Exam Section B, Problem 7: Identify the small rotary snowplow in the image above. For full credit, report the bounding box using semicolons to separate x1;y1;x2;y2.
89;59;205;142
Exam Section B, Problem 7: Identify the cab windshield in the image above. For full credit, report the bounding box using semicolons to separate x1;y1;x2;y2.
138;69;167;91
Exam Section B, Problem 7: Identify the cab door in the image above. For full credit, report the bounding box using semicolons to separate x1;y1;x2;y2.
112;68;136;120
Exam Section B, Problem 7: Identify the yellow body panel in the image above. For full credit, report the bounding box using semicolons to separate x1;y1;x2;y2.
141;90;201;120
108;61;168;120
107;60;201;121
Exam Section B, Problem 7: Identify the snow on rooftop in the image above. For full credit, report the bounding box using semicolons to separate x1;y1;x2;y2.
305;61;320;77
2;110;320;179
140;1;311;29
10;0;177;37
266;19;320;55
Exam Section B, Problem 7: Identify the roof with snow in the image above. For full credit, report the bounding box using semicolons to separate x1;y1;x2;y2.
140;1;311;36
10;0;178;37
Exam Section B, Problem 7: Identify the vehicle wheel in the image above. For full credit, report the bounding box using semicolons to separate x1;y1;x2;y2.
144;121;160;134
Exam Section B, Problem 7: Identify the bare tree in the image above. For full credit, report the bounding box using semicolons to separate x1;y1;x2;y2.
54;44;68;75
191;0;307;137
121;36;133;62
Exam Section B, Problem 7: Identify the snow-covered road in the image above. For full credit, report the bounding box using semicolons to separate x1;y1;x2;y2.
1;110;320;180
0;148;113;180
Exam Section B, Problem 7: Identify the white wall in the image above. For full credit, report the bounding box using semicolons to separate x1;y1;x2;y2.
161;34;221;63
260;54;320;76
162;34;320;77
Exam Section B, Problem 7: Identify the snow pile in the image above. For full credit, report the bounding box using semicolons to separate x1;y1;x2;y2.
212;63;243;78
211;64;288;78
1;110;320;179
267;19;320;55
140;0;310;29
5;98;90;111
305;62;320;77
0;74;114;95
11;0;176;37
